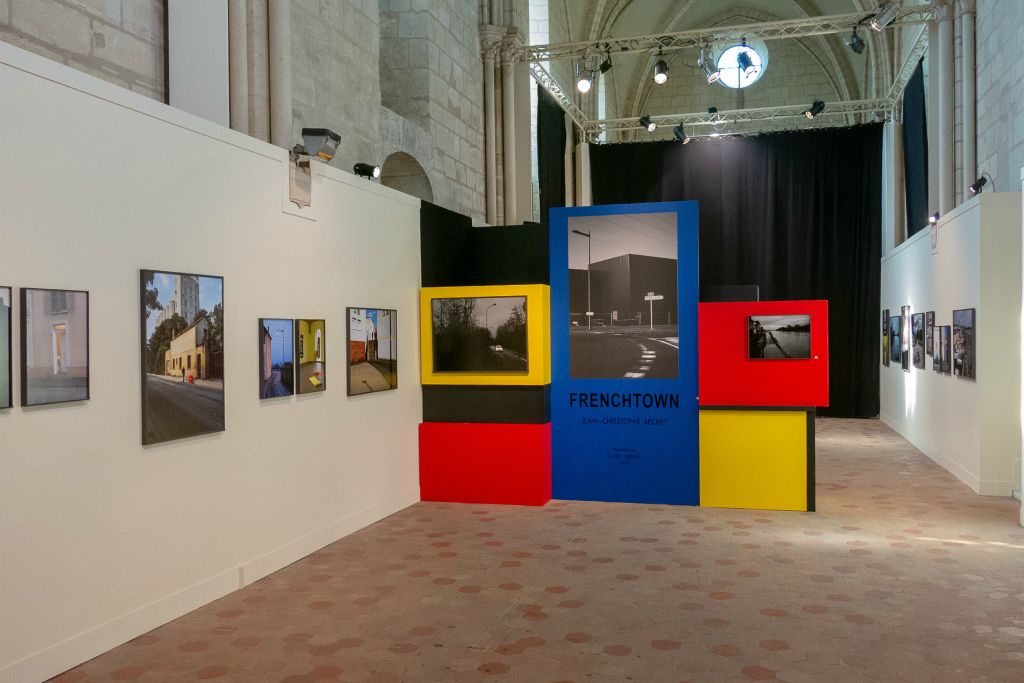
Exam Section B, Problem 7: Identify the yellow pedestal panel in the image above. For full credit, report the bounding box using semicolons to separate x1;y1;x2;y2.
699;409;811;511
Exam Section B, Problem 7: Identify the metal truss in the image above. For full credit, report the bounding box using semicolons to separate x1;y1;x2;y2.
517;5;936;63
888;25;929;105
529;61;590;132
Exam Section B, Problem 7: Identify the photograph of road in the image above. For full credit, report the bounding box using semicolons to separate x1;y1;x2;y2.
21;287;90;405
348;308;397;396
953;308;976;379
881;308;889;367
296;319;326;393
748;315;811;359
431;296;528;373
1;286;10;409
567;212;678;379
259;318;294;399
141;270;224;445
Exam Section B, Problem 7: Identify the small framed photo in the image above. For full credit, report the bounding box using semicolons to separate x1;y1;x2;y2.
347;308;397;396
900;306;910;372
259;319;294;399
925;311;934;355
1;286;11;409
952;308;976;379
889;315;901;365
882;309;890;367
296;319;326;393
911;312;925;370
20;287;90;406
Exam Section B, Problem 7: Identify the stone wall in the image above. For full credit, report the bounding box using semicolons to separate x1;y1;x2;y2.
0;0;165;101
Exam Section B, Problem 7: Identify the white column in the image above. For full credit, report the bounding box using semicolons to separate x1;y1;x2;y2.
228;0;249;134
484;48;497;223
268;0;292;147
502;46;518;224
960;0;977;197
564;112;575;207
937;1;955;214
575;142;592;207
247;0;270;142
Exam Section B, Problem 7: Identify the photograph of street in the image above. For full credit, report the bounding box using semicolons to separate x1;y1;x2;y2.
881;308;889;367
889;315;901;364
938;325;952;374
1;286;10;409
141;270;224;445
953;308;976;379
21;287;90;406
347;308;397;396
900;306;910;371
911;312;925;369
567;212;678;379
296;319;326;393
259;318;294;399
431;296;528;373
748;315;811;359
926;311;935;355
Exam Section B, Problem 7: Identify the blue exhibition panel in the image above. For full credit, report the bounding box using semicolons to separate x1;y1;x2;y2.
550;201;699;504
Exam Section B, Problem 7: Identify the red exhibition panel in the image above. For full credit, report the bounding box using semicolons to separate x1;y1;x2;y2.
698;300;829;407
419;422;552;506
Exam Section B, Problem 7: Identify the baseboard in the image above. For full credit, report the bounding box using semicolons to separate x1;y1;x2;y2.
2;486;420;683
240;485;421;586
977;478;1016;497
879;412;982;493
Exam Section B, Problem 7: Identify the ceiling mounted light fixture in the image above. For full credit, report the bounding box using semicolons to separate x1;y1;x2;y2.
698;45;719;84
599;54;613;74
639;115;657;132
848;27;866;54
803;100;826;119
653;54;669;84
353;162;381;179
576;63;593;93
869;2;899;32
673;123;690;144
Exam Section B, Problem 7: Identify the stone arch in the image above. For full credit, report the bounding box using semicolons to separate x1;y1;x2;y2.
380;152;433;202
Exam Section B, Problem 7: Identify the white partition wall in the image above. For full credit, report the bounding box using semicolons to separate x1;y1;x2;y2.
0;44;422;682
881;192;1022;496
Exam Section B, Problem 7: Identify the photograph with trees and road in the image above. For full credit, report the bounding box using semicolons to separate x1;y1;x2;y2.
748;315;811;359
567;212;678;379
141;270;224;445
259;318;294;399
431;296;528;373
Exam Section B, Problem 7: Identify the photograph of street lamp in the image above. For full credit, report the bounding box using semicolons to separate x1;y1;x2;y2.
296;319;326;393
20;287;90;406
567;212;678;379
259;318;294;399
431;296;528;373
140;270;224;445
347;308;397;396
1;286;11;409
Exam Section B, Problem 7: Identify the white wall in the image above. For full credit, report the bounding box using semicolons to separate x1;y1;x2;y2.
0;44;422;682
880;191;1022;497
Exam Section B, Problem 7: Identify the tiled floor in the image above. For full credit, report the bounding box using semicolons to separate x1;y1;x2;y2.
54;419;1024;682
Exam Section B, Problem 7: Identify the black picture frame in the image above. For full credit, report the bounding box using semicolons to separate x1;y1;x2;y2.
20;287;90;407
0;286;11;409
900;305;910;372
911;312;925;370
939;325;952;374
747;315;812;360
140;270;224;450
952;308;976;380
925;311;934;355
881;308;890;367
346;307;398;396
258;318;295;399
295;319;327;393
889;315;901;365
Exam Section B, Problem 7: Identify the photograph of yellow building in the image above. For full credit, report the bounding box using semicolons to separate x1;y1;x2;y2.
296;318;325;393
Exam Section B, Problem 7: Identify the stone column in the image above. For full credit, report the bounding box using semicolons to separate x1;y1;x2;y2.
247;0;270;142
937;0;955;214
959;0;977;197
501;39;518;224
481;30;502;224
268;0;292;147
228;0;249;135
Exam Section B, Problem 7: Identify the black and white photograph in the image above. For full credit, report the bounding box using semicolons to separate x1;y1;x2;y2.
900;305;910;372
259;318;294;399
748;315;812;359
882;308;889;367
20;287;90;406
889;315;901;365
911;312;925;370
938;325;952;374
1;286;11;409
567;212;678;378
953;308;976;379
348;308;397;395
925;311;934;355
432;296;528;373
141;270;224;445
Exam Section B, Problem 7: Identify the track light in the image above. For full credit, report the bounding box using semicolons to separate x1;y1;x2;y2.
969;174;990;195
869;2;899;32
929;212;940;224
576;63;593;93
653;55;669;84
847;27;866;54
673;123;690;143
803;100;826;119
353;162;380;179
639;115;656;133
599;55;613;74
698;46;719;84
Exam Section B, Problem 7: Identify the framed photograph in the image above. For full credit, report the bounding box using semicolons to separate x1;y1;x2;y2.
296;319;326;393
20;288;89;406
952;308;976;379
889;315;901;365
347;308;397;396
938;325;952;374
881;309;889;367
141;270;224;445
925;311;935;355
911;312;925;370
0;286;11;409
900;305;910;372
259;318;294;399
748;315;811;359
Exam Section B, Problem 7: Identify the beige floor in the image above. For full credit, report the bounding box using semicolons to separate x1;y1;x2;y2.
54;419;1024;682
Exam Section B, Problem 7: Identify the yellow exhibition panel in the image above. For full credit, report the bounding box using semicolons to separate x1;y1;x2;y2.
420;284;551;385
700;410;809;511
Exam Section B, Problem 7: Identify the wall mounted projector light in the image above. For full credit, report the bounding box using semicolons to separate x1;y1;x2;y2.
353;163;381;179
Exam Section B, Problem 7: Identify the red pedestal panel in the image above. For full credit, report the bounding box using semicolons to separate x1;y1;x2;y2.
699;300;829;407
419;422;552;506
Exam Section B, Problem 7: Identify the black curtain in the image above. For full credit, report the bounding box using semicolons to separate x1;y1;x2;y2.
588;124;882;418
903;60;929;236
537;84;566;223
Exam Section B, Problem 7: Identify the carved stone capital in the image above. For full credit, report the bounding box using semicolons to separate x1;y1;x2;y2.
933;0;955;22
957;0;976;16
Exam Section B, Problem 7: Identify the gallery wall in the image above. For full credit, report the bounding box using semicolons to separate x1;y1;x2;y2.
0;44;422;682
880;191;1022;496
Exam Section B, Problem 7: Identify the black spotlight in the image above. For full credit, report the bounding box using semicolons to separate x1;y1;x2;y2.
673;123;690;144
599;55;613;74
848;27;865;54
969;175;989;195
803;100;826;119
639;115;657;132
929;212;940;224
353;162;380;179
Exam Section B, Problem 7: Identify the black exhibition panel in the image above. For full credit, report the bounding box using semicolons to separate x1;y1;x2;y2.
537;83;567;223
421;201;474;287
587;123;882;418
902;59;929;237
701;284;760;302
422;385;551;424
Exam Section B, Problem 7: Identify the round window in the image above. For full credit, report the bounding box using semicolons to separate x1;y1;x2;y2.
715;41;767;89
